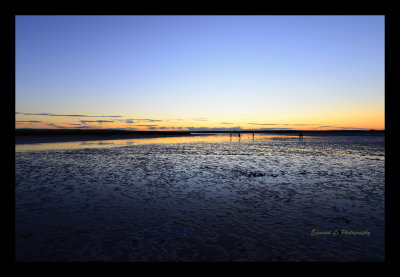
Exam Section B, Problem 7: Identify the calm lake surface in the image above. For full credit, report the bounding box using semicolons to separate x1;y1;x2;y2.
15;134;385;261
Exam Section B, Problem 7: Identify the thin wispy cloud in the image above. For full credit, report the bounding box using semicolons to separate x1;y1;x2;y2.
16;112;122;118
192;118;208;121
141;119;162;122
16;120;42;123
74;126;91;129
80;120;114;123
136;124;159;127
247;123;280;126
220;122;234;125
47;123;93;129
116;118;162;123
317;125;370;130
47;123;68;129
16;112;51;116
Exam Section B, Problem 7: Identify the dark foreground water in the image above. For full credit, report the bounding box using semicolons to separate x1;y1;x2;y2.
15;134;384;261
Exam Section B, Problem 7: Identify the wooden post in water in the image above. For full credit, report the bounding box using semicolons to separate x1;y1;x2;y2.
252;132;255;141
230;132;232;141
238;132;241;141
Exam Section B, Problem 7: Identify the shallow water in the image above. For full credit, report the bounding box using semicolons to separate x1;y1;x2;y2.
15;134;384;261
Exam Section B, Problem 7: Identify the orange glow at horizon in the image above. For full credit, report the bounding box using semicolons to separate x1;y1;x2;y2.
15;105;384;131
15;121;385;131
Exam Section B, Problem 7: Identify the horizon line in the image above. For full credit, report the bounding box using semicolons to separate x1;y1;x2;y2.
15;128;385;132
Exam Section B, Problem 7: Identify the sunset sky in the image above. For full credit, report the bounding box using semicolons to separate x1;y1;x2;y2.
16;15;384;131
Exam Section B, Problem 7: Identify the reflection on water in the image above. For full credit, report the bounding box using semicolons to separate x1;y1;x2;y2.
80;142;115;146
15;134;300;152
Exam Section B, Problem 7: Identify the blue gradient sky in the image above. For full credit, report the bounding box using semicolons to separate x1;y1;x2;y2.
16;15;384;130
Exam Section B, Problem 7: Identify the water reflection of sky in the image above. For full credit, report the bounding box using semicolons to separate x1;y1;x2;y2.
15;134;301;152
16;133;384;261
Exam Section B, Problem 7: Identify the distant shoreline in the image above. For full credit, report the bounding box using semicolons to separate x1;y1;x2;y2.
15;129;384;145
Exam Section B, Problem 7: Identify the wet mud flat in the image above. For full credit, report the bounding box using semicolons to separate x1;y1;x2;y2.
15;135;384;261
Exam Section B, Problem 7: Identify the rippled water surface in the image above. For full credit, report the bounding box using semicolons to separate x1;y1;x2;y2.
16;134;385;261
